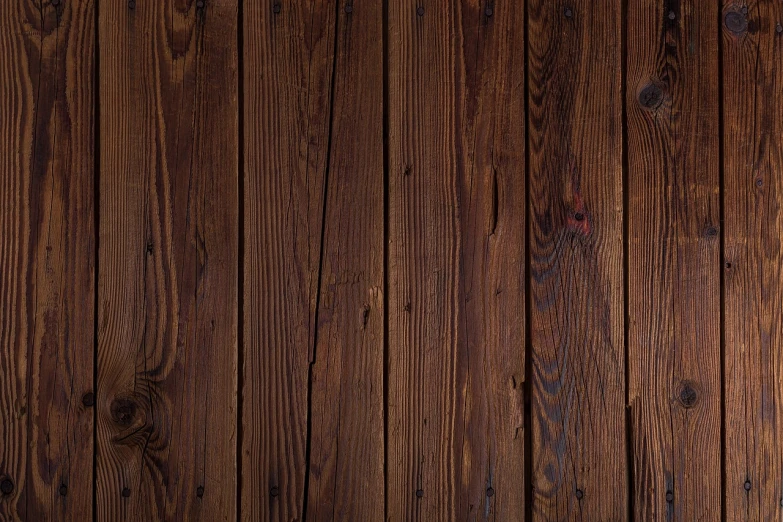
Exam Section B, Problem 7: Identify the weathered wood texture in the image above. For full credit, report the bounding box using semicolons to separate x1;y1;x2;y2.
0;0;95;520
240;0;336;520
723;1;783;518
627;0;722;519
527;0;626;518
387;1;526;520
305;0;386;520
97;1;238;520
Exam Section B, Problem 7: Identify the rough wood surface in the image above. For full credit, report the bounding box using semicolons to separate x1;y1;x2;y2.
627;0;722;519
722;1;783;517
527;0;626;518
304;1;386;519
241;0;336;520
0;1;95;520
97;1;238;520
387;1;527;519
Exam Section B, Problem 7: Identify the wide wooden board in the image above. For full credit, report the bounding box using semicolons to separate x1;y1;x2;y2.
0;1;95;520
527;0;626;518
387;1;527;519
627;0;721;519
97;1;238;519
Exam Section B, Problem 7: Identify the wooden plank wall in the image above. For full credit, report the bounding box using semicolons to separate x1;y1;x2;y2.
1;0;783;520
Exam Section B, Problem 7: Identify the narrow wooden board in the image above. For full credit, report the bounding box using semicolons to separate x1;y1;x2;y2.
240;1;336;520
0;1;95;520
527;0;626;518
97;1;238;520
304;1;386;519
627;0;721;519
723;1;783;517
388;1;526;519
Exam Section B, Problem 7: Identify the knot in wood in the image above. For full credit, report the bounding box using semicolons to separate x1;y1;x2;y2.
111;398;138;426
197;486;205;498
82;392;95;407
639;83;663;110
704;225;718;238
678;382;698;408
724;11;747;34
0;478;13;495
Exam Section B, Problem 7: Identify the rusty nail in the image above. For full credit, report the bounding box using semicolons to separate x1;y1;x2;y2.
666;490;673;502
725;11;747;33
122;487;131;498
417;6;424;16
416;489;424;498
82;392;95;407
486;487;495;497
273;3;280;13
197;486;204;498
745;480;752;491
344;4;352;13
59;484;68;496
0;479;13;495
564;7;573;18
575;489;584;499
639;83;663;110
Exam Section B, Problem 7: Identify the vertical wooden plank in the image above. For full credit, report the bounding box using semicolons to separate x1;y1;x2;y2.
305;1;386;519
723;1;783;517
627;0;721;519
527;0;626;518
388;1;526;519
97;0;238;519
0;0;95;520
241;0;335;520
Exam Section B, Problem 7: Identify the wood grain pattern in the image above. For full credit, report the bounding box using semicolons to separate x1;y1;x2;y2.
97;1;238;520
387;1;526;519
305;1;386;519
627;0;721;519
0;0;95;520
241;1;336;520
527;0;626;518
722;1;783;517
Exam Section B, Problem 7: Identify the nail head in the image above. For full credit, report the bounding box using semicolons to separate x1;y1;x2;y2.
416;489;424;498
756;178;763;187
52;0;60;6
705;225;718;237
128;0;135;9
575;488;584;499
485;6;493;17
417;6;424;16
486;487;495;497
0;479;13;495
344;4;352;13
777;23;783;34
273;3;280;13
668;10;676;20
122;487;131;498
196;0;204;7
741;6;748;15
59;484;68;496
574;211;585;222
745;480;752;491
196;486;204;498
666;490;673;502
564;7;573;18
270;486;279;497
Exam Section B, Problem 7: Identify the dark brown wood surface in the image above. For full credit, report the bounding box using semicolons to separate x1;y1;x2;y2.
527;0;626;518
97;0;238;520
240;0;336;520
0;0;95;520
387;1;526;520
627;0;722;520
723;1;783;518
3;1;783;520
